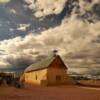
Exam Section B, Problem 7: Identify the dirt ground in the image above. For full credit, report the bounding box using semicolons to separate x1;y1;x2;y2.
78;80;100;87
0;85;100;100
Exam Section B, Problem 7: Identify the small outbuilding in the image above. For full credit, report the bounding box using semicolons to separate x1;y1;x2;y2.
21;54;76;86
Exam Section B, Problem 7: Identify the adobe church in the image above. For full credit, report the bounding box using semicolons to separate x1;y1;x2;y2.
21;52;75;86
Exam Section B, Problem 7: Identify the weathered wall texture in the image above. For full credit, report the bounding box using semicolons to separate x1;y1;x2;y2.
23;56;75;86
47;57;75;85
24;69;47;86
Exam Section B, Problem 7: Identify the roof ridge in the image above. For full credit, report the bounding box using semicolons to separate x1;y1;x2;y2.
24;55;57;73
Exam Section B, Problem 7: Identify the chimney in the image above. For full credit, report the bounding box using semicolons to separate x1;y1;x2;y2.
52;50;58;57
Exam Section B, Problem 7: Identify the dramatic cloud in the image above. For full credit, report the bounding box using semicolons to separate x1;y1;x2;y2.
0;0;10;4
0;0;100;76
24;0;67;17
24;0;100;19
79;0;99;11
0;15;100;72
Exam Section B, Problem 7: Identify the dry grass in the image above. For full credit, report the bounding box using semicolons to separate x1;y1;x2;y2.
0;85;100;100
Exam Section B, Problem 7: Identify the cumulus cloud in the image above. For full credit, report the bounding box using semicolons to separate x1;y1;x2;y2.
24;0;67;17
0;0;10;4
9;9;17;14
0;15;100;71
24;0;100;19
0;0;100;75
79;0;99;11
17;24;30;31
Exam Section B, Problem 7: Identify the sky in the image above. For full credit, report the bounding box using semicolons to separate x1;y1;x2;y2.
0;0;100;78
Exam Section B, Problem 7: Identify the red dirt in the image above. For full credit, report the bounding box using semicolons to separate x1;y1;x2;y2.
78;80;100;86
0;85;100;100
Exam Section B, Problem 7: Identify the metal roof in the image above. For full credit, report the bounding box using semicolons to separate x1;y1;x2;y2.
24;55;56;73
24;55;67;73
